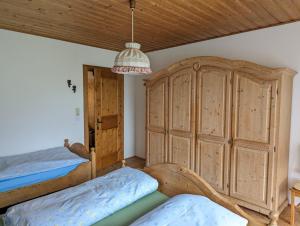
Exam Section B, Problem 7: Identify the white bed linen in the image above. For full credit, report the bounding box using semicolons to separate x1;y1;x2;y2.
4;167;158;226
0;146;87;180
130;194;248;226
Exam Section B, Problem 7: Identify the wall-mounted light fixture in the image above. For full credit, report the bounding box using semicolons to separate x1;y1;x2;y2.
67;80;72;87
67;80;76;93
72;85;77;93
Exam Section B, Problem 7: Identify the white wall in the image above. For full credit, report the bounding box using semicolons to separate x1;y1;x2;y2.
135;21;300;188
0;29;135;158
135;75;147;158
124;75;136;158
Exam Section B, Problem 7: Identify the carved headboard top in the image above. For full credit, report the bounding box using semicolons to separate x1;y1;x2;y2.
64;139;91;160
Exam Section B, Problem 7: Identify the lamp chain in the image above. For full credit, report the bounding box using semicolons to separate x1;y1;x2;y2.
131;8;134;42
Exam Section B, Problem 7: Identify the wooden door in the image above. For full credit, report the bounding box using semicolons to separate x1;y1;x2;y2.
195;66;232;195
94;67;124;171
168;67;196;169
230;71;278;208
146;77;168;166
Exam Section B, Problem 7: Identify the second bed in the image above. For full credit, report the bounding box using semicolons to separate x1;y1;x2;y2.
1;164;264;226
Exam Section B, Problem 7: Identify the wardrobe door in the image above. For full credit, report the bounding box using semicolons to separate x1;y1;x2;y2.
146;77;168;166
230;71;278;208
195;66;232;195
168;67;196;169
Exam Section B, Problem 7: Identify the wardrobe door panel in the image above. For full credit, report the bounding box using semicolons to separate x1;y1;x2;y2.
231;146;270;207
195;66;232;194
148;131;165;165
197;140;227;191
169;67;195;170
231;71;278;209
149;81;166;128
233;72;277;145
169;135;192;168
170;69;193;132
199;68;227;137
146;77;168;166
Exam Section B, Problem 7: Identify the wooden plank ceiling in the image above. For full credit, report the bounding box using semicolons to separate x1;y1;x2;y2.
1;0;300;52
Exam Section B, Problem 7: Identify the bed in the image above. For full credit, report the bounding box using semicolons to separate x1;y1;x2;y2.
143;164;266;226
1;163;265;226
0;139;96;208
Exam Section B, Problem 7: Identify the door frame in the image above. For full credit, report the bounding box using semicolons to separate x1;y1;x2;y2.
83;65;124;157
83;64;93;149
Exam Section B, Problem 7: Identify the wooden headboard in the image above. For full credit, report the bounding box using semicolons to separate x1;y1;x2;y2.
144;164;265;226
64;139;96;179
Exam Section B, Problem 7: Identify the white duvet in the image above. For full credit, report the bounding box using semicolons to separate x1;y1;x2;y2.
130;194;248;226
3;167;158;226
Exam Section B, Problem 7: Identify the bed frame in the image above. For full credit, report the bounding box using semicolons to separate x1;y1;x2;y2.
0;139;96;208
144;163;266;226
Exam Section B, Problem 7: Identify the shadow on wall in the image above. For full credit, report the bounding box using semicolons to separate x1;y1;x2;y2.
289;148;300;204
295;145;300;173
290;144;300;186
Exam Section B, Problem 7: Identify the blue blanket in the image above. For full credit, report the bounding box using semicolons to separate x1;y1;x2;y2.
130;194;248;226
4;167;159;226
0;164;80;192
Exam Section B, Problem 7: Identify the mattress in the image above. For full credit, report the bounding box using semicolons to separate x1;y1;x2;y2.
0;164;80;192
0;146;88;192
0;191;169;226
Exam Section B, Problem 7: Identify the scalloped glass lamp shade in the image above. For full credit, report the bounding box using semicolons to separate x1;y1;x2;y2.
112;42;152;75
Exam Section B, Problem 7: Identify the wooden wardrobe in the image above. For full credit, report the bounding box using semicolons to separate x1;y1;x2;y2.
145;56;295;225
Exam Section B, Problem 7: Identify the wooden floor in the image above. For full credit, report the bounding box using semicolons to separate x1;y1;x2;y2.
242;204;300;226
114;157;300;226
278;206;300;226
124;156;146;169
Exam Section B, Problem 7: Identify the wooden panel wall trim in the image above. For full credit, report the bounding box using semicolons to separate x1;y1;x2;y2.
145;56;296;226
1;1;300;52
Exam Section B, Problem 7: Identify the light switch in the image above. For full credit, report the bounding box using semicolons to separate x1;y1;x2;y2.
75;107;80;116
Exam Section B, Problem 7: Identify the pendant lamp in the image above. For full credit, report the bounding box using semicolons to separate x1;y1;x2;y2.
111;0;152;75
